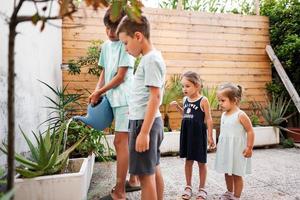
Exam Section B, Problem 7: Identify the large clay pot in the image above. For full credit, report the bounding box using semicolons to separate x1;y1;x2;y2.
287;128;300;143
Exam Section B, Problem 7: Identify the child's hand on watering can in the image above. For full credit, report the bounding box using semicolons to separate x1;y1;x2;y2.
88;90;102;106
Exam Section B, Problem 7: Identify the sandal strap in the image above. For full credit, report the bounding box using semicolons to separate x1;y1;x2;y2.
182;186;192;198
184;185;192;191
197;188;207;199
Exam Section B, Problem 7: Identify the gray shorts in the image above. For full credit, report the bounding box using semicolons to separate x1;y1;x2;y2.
128;117;164;175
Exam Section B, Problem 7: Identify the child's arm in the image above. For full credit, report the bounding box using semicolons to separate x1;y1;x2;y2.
201;97;215;149
239;112;255;158
135;86;161;152
95;69;105;90
88;67;128;105
170;101;183;115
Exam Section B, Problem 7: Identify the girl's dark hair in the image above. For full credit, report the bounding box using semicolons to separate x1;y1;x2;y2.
218;83;242;103
103;7;126;29
182;71;202;87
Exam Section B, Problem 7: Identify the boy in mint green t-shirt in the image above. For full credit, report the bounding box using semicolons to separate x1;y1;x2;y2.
88;8;140;200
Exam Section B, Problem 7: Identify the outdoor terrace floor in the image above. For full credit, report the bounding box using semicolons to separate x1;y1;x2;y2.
88;147;300;200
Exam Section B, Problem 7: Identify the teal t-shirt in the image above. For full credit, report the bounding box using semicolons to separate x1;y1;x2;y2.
128;50;166;120
98;40;135;107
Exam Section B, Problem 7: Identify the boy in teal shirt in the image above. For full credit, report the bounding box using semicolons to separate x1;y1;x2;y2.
117;15;166;200
89;8;140;200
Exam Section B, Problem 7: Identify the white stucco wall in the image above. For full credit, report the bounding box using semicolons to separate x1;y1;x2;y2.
0;1;62;165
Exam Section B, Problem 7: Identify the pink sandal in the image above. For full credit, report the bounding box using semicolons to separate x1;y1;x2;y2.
181;185;192;200
196;188;207;200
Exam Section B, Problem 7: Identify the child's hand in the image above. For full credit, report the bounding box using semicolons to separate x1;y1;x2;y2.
170;101;178;107
208;137;216;150
88;91;101;106
136;133;150;152
243;146;253;158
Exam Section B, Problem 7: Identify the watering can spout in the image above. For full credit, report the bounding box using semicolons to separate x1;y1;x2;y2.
73;115;89;124
72;96;113;131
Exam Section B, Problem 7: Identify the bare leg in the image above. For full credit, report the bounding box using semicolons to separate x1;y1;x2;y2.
128;175;140;187
111;132;128;199
198;162;207;189
233;175;243;198
185;160;194;186
139;174;157;200
155;165;164;200
225;173;234;193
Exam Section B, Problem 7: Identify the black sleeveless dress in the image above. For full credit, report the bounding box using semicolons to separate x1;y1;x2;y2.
179;96;207;163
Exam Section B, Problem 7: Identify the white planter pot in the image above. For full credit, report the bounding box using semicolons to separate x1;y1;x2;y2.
105;129;217;154
161;129;217;153
15;158;89;200
86;153;95;190
253;126;280;147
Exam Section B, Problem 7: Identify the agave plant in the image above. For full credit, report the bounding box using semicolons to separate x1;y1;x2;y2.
0;123;86;178
254;93;292;126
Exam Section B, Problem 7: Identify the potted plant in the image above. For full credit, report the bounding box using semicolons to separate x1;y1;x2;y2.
252;93;293;147
0;123;89;200
161;74;183;131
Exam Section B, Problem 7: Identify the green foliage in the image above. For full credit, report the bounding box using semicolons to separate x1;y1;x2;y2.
66;120;113;161
39;80;82;131
260;0;300;105
68;40;103;76
282;138;295;148
254;93;292;126
0;124;86;178
163;127;170;132
0;189;14;200
265;81;285;96
202;86;218;109
160;0;255;14
162;74;183;107
250;114;260;126
68;40;141;76
162;74;183;131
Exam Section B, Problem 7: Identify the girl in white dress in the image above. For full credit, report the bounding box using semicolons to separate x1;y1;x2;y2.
215;83;255;200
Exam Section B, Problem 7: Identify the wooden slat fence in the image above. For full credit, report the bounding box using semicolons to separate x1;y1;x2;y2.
62;5;271;130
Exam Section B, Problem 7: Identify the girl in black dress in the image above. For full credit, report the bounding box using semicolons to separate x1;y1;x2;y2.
170;71;215;200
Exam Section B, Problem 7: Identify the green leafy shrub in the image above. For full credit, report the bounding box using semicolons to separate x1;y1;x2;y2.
66;120;113;161
160;0;255;14
261;0;300;126
282;138;294;148
250;114;260;127
68;40;103;76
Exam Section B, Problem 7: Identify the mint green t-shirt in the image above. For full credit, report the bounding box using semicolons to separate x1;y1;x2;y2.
128;50;166;120
98;40;135;107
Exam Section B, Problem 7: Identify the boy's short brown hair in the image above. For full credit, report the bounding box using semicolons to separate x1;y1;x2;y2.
103;7;126;29
117;15;150;39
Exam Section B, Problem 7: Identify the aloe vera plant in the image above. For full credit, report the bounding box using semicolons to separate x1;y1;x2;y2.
0;123;86;178
254;93;292;126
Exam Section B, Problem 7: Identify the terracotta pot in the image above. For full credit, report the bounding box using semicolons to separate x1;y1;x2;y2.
287;128;300;143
